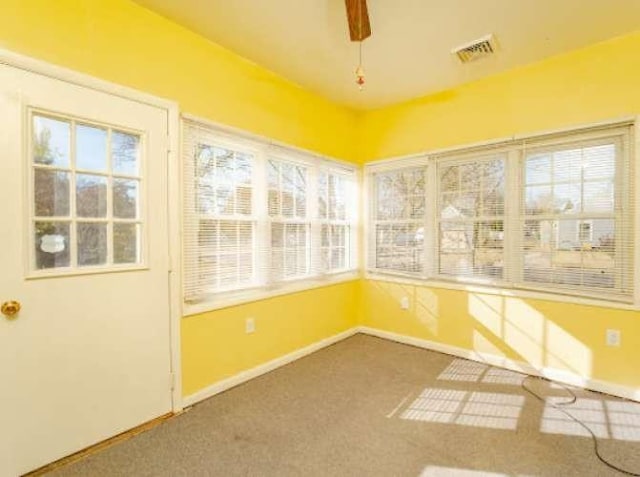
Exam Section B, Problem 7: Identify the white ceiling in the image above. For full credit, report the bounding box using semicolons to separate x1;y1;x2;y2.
135;0;640;110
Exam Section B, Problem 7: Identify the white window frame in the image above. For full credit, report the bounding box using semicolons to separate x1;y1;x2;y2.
365;118;639;310
367;164;428;278
434;152;508;285
266;154;313;282
183;116;359;315
318;168;354;275
27;108;148;279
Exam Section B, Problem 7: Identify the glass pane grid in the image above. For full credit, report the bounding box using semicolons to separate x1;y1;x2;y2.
321;172;351;272
374;168;426;273
438;158;505;280
268;159;307;220
271;222;310;280
523;141;622;294
31;112;142;272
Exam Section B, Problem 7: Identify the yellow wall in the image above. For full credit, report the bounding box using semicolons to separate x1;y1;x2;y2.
183;282;359;395
358;30;640;161
0;0;360;397
358;30;640;390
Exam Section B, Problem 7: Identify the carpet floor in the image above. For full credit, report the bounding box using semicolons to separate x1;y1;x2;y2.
49;334;640;476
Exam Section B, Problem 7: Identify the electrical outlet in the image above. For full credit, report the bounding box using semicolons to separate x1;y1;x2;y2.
606;329;621;347
400;296;410;310
245;317;255;334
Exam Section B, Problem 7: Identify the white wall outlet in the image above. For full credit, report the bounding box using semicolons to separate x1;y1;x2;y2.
245;317;256;334
400;296;410;310
606;329;621;347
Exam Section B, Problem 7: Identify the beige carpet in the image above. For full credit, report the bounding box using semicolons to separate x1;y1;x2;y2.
49;334;640;476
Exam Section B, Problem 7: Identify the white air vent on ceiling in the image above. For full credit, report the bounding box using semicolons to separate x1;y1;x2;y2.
453;34;497;63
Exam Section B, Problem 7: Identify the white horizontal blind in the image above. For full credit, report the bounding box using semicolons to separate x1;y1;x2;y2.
520;131;633;299
371;167;427;275
183;124;258;300
437;154;506;282
267;158;311;281
365;122;635;303
183;119;358;304
319;168;352;272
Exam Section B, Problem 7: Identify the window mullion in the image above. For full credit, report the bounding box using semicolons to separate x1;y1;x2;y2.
69;119;78;268
308;165;321;276
425;161;436;279
255;147;270;288
505;148;522;285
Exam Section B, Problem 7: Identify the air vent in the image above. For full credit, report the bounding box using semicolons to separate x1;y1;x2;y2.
453;34;497;63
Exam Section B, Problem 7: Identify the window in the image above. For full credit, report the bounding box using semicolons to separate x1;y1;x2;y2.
268;159;310;280
319;170;352;272
183;119;358;307
192;143;256;294
371;167;426;274
438;155;505;280
366;123;634;303
30;112;142;274
521;138;630;295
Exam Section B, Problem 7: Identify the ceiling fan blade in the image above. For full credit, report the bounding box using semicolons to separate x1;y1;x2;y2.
344;0;371;42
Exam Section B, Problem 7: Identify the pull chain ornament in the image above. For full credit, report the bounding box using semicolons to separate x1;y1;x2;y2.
355;38;365;90
355;65;365;90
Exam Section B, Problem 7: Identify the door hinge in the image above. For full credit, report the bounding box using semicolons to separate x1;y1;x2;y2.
169;372;175;391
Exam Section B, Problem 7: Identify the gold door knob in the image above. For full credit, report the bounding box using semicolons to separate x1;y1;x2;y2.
1;300;21;318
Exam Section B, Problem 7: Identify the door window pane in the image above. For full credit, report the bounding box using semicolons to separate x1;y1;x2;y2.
35;222;70;269
33;116;70;167
76;124;107;171
113;179;138;219
77;222;108;266
114;223;139;264
34;170;70;217
76;174;108;218
30;112;145;273
111;131;140;176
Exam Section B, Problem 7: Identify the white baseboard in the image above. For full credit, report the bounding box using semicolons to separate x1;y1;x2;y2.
182;327;359;407
357;326;640;403
183;325;640;408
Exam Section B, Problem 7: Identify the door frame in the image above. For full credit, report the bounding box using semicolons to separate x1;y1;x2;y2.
0;48;184;413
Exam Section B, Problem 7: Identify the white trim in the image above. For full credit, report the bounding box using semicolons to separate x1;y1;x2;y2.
167;105;184;412
364;272;638;310
0;48;183;411
357;326;640;402
182;327;360;407
184;273;359;316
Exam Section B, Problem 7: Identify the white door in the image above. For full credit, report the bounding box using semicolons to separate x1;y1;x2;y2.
0;64;173;476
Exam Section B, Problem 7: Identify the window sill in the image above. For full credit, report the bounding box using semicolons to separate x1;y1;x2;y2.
364;271;638;311
183;271;361;316
26;264;149;280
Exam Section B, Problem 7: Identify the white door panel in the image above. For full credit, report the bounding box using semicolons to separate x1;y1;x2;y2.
0;64;172;476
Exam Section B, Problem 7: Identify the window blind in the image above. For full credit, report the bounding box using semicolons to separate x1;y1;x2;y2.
267;158;311;281
366;122;635;303
183;119;358;304
371;167;427;275
319;169;352;272
437;154;506;281
520;131;633;299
